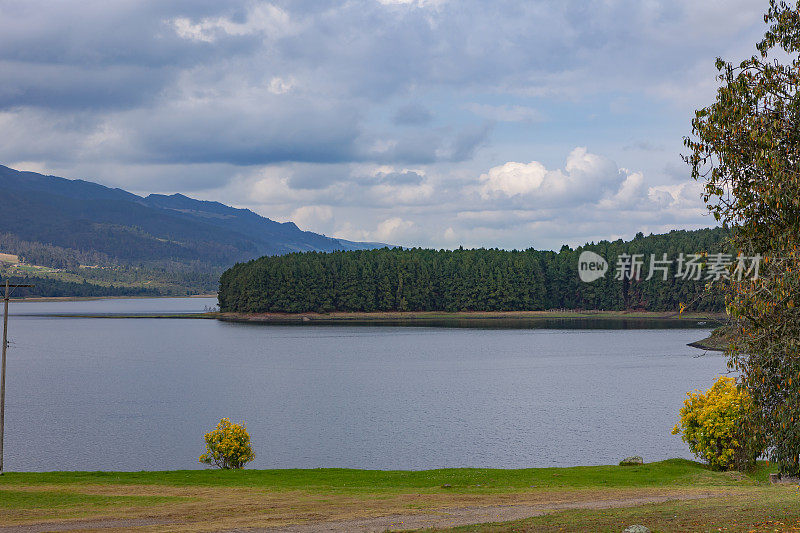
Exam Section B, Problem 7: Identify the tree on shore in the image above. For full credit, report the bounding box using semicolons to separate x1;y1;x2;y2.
685;0;800;474
199;418;255;470
673;376;762;471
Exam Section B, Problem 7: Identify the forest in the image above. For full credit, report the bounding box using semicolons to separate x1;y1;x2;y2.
218;227;732;313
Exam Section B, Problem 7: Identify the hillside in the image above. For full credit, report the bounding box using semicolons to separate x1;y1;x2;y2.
219;227;731;313
0;164;382;296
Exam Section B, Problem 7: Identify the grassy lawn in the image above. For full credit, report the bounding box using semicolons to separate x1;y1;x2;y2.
0;486;194;525
0;459;793;532
0;489;183;509
0;458;762;493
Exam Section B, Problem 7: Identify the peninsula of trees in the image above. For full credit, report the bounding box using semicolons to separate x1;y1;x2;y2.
218;227;730;314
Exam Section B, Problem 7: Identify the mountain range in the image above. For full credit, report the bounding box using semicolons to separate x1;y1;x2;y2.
0;164;382;296
0;164;380;265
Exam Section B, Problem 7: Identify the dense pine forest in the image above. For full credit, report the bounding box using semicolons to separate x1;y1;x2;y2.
218;227;732;313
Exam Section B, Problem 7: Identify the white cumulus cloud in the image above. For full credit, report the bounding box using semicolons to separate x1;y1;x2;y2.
479;147;625;206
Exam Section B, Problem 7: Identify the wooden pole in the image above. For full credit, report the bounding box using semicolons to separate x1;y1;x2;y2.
0;281;33;475
0;280;8;475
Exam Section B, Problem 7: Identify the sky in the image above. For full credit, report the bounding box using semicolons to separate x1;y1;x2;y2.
0;0;771;250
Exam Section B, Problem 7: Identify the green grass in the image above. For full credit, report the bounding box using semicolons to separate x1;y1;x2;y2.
0;460;784;531
0;459;772;494
0;489;185;510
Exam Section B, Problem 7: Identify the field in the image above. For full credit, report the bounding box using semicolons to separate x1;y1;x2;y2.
0;257;218;297
0;460;796;532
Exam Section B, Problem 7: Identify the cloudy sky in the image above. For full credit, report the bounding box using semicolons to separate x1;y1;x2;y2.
0;0;769;249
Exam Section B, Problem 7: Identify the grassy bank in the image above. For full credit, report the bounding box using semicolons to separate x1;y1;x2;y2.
0;458;765;492
0;459;793;532
687;325;734;352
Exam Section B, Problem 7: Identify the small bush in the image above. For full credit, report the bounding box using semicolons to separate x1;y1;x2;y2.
672;376;761;471
199;418;255;469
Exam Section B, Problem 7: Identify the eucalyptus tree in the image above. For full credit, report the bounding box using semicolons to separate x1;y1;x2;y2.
685;1;800;473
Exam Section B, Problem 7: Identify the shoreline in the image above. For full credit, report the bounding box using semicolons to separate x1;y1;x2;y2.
13;307;727;349
217;309;726;324
22;312;219;319
8;293;217;303
686;327;731;352
24;308;727;327
687;337;725;352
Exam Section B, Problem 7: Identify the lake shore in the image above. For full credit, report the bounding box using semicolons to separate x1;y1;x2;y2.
19;307;726;324
26;308;727;345
0;459;791;532
217;309;726;325
685;322;734;352
8;293;217;303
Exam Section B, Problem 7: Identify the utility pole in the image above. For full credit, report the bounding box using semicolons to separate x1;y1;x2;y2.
0;280;33;475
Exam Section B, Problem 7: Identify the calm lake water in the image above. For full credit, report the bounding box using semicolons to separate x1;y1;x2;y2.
3;297;727;471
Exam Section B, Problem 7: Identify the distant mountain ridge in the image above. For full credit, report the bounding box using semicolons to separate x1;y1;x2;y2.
0;164;382;269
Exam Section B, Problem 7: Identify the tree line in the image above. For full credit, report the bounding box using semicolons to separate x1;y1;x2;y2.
218;227;731;313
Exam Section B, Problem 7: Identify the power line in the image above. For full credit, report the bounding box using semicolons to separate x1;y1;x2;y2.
0;279;33;475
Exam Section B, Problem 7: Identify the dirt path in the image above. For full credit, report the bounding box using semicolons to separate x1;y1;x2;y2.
0;491;719;532
232;492;715;532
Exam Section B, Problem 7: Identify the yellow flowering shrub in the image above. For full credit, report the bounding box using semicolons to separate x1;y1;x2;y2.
672;376;760;471
199;418;255;469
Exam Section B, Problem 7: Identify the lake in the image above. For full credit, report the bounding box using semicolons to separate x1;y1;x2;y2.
3;297;727;471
